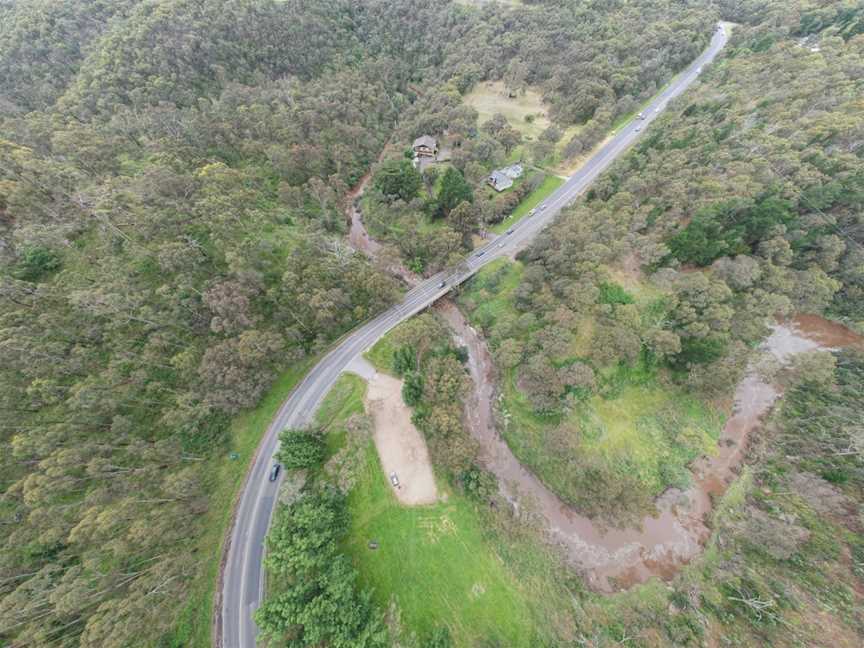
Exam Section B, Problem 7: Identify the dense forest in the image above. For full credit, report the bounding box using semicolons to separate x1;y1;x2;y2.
0;1;436;645
0;0;717;645
2;0;862;647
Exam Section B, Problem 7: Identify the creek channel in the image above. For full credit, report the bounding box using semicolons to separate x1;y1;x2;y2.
439;303;864;592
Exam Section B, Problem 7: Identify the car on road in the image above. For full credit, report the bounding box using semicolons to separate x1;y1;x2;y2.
389;472;400;488
697;66;702;73
499;243;505;248
528;208;536;216
506;228;514;235
539;203;547;211
654;107;660;112
635;125;641;132
476;251;485;257
437;280;446;289
637;112;646;119
269;464;280;482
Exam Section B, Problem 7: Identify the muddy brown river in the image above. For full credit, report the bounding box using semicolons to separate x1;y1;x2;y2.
440;304;864;592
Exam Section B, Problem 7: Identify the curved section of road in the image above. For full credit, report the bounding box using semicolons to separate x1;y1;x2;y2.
219;25;728;648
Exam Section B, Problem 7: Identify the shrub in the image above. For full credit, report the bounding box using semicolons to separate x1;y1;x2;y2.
277;428;326;469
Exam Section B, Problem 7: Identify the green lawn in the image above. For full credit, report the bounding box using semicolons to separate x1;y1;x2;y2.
168;358;315;647
490;175;564;234
364;334;397;374
313;354;562;646
344;441;543;646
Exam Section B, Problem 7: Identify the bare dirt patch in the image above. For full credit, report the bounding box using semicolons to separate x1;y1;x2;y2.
364;370;439;506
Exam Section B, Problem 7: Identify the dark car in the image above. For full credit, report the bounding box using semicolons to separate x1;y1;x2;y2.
269;464;281;482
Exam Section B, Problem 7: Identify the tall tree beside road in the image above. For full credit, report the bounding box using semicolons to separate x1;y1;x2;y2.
435;167;474;218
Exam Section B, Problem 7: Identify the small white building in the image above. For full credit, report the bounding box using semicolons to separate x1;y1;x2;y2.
488;170;513;192
487;164;523;191
500;164;524;179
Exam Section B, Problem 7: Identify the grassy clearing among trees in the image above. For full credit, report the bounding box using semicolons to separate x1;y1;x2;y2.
258;362;572;647
464;80;551;139
459;260;726;521
344;441;540;647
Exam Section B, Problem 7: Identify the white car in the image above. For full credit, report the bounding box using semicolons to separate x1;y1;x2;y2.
389;472;400;488
635;125;641;132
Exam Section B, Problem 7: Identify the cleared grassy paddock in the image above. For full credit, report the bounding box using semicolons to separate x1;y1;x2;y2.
344;441;541;646
329;329;571;646
464;80;550;139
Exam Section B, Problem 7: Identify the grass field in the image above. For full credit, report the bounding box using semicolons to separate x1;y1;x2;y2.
168;358;315;648
498;364;723;509
490;174;565;234
465;80;550;140
344;441;545;646
364;333;397;374
318;372;368;457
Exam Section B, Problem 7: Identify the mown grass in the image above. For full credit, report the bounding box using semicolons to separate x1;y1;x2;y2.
364;334;397;374
168;358;314;648
318;372;368;456
344;441;543;646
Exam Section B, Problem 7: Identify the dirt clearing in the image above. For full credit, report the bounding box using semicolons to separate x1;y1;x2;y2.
362;367;438;506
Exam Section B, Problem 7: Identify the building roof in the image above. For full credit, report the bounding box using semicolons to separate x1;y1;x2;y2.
413;135;437;150
488;170;513;190
500;163;524;179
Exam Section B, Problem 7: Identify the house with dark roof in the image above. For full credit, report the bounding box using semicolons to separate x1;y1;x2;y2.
412;135;438;158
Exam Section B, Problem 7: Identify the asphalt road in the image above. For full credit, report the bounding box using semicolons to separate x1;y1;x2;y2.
219;24;728;648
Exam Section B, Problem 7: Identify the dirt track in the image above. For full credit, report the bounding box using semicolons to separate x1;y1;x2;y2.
362;365;438;506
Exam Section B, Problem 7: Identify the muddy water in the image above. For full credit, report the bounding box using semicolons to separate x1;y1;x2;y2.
440;304;864;591
344;161;420;286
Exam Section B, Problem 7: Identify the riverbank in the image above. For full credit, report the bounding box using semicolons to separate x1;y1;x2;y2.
441;299;864;591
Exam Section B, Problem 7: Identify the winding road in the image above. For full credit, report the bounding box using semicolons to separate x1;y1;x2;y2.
218;24;729;648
